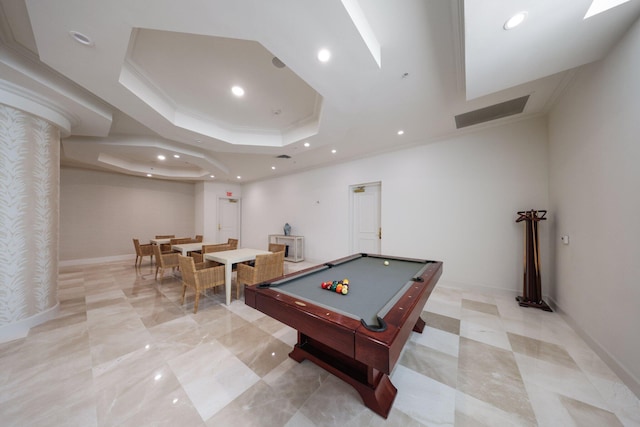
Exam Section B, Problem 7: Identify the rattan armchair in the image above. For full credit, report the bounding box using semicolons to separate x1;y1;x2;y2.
170;237;194;245
236;251;285;299
268;243;286;253
191;243;231;264
227;238;238;249
179;255;225;313
152;243;179;280
155;235;175;252
246;243;286;267
132;238;154;266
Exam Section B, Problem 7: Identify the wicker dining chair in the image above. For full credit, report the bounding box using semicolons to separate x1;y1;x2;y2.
268;243;286;254
227;238;238;249
132;238;154;267
191;243;231;264
236;251;285;300
170;237;194;245
179;255;225;313
155;235;175;252
245;243;286;267
152;243;179;281
194;235;203;242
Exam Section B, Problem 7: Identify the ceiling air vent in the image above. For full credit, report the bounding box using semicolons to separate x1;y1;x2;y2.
276;154;291;159
455;95;529;129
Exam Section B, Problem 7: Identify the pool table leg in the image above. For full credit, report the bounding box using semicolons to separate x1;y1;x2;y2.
289;333;397;419
413;316;426;333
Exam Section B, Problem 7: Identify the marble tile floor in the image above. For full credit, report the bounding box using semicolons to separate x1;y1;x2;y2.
1;259;639;426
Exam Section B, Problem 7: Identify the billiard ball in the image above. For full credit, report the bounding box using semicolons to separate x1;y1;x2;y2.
384;260;389;266
343;278;349;285
336;284;343;293
341;286;348;295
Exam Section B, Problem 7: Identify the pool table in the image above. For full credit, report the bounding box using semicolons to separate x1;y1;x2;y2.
244;253;443;418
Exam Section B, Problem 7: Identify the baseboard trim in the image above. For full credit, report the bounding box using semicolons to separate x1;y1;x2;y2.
0;303;60;344
437;280;640;399
437;278;520;298
59;254;135;267
547;297;640;399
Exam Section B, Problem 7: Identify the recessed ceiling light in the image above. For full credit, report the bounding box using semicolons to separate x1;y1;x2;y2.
146;173;152;177
69;31;94;46
331;149;337;154
209;175;215;178
504;11;528;30
173;154;180;158
397;130;404;135
231;86;245;97
237;175;242;180
157;155;165;160
317;49;331;63
271;166;276;170
304;142;310;147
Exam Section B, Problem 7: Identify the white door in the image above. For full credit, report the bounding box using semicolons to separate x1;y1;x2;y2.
350;183;381;254
217;197;241;244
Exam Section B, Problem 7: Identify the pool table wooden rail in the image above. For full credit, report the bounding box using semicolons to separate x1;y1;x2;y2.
356;260;442;373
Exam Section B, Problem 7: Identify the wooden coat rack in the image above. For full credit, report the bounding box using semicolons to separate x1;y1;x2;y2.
515;209;552;311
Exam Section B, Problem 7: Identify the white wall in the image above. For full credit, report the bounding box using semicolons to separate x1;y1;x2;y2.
548;18;640;392
60;168;196;261
242;117;549;292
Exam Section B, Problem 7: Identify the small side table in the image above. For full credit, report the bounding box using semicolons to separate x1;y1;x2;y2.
268;235;304;262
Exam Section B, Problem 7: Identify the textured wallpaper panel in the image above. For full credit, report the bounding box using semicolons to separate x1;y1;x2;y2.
0;104;59;326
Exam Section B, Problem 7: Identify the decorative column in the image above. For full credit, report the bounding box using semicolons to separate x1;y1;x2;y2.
0;103;61;341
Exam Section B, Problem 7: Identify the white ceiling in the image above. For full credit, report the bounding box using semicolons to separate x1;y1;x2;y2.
1;0;639;182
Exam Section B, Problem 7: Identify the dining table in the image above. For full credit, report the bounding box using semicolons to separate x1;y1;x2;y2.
204;248;272;305
171;242;216;256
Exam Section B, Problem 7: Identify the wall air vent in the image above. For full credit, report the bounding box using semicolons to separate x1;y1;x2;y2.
276;154;291;159
455;95;529;129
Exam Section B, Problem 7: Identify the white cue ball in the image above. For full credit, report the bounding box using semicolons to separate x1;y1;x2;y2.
384;260;389;266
